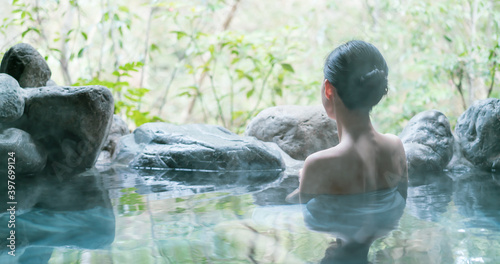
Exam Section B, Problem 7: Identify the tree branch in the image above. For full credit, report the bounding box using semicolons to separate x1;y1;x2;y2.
183;0;241;124
451;67;467;111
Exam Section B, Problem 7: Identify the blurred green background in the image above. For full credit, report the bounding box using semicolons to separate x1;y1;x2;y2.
1;0;499;134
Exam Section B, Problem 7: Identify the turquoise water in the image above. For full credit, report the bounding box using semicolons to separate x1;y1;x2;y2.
1;167;500;263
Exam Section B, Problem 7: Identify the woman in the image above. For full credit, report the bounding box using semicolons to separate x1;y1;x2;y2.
287;40;408;203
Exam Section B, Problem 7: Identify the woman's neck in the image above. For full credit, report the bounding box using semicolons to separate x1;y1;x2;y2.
335;107;374;143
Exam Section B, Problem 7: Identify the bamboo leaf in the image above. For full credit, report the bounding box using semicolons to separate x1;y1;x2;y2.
77;47;85;58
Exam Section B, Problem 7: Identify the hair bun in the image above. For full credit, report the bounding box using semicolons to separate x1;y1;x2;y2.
360;69;386;86
354;68;388;108
359;69;388;94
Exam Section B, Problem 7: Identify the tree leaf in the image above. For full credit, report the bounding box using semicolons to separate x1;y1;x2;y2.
171;31;188;40
21;28;31;38
77;47;85;58
118;6;130;12
246;88;255;98
281;63;294;73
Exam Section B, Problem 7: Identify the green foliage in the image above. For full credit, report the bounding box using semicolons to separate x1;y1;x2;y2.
162;7;308;131
2;0;500;134
406;0;500;108
360;0;500;132
73;62;163;127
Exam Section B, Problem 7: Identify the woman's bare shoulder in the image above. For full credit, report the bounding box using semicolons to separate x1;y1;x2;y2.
380;133;405;153
381;132;402;143
303;145;346;172
299;146;348;193
302;151;327;179
381;132;408;177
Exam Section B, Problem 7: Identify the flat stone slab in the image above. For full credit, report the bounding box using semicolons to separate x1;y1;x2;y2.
114;123;285;184
246;105;338;160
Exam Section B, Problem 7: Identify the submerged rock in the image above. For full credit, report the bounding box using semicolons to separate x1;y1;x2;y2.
0;74;24;123
0;43;51;88
455;98;500;171
399;110;454;173
114;123;285;184
6;85;114;175
246;105;338;160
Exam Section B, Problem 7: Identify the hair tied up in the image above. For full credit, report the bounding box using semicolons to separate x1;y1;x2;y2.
323;40;389;110
359;68;386;85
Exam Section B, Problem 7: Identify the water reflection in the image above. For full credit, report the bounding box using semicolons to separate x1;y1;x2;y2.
453;171;500;232
0;170;115;264
99;165;284;200
406;172;453;222
406;170;500;232
302;187;405;264
138;169;283;187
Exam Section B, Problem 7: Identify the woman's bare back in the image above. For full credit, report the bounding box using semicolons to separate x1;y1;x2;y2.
299;132;407;195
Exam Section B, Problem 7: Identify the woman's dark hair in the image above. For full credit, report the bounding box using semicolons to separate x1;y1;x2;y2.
323;40;388;111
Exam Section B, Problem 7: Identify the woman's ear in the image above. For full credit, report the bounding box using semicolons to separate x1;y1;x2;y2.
324;79;334;100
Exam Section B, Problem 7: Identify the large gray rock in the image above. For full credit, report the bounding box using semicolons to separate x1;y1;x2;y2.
445;134;475;173
6;85;114;175
0;43;51;88
245;105;338;160
399;110;454;173
0;128;47;174
0;74;25;123
114;123;285;184
455;98;500;171
97;114;130;164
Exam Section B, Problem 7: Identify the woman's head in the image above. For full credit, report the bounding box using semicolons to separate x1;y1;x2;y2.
323;40;388;111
